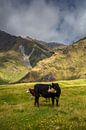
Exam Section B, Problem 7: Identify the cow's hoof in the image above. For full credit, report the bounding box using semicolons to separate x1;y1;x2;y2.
56;104;59;107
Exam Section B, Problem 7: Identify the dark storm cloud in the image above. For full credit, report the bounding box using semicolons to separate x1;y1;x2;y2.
0;0;86;44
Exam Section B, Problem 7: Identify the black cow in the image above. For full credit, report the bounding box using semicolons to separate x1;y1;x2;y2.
34;83;61;107
28;88;50;103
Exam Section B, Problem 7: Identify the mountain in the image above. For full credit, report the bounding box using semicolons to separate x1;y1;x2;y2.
19;38;86;82
26;37;66;51
0;30;53;66
0;30;53;84
0;30;16;50
1;30;86;84
45;42;66;51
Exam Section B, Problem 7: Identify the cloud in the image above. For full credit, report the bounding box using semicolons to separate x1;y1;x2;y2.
6;0;60;41
0;0;86;44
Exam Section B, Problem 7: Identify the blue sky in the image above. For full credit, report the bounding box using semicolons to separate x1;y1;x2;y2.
0;0;86;44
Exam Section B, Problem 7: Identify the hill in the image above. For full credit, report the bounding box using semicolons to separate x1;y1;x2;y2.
19;38;86;82
0;30;53;84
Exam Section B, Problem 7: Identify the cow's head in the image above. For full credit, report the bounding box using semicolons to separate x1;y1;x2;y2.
29;88;35;96
48;85;56;93
52;83;59;89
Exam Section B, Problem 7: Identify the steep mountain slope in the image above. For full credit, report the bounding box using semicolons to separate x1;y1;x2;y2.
19;38;86;82
0;30;16;50
0;30;53;84
26;37;66;51
0;30;53;66
44;42;67;51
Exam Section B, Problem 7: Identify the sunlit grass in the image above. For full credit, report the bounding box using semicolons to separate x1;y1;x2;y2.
0;51;28;84
0;79;86;130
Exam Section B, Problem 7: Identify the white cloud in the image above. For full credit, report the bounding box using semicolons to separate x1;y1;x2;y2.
0;0;86;44
6;0;60;41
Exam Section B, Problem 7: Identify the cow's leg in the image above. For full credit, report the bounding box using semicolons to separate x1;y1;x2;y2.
51;97;54;106
34;97;39;107
36;97;39;107
46;98;48;103
34;97;37;106
56;97;59;106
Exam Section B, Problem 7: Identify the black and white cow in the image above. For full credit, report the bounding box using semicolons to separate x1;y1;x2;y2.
33;83;61;107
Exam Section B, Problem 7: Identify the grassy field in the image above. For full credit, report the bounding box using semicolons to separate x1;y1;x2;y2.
0;79;86;130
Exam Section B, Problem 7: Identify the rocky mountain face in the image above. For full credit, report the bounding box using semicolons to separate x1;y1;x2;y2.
0;30;53;66
19;38;86;82
0;30;16;50
0;30;53;84
26;37;66;51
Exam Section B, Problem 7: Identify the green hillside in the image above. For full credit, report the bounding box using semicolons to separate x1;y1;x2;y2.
19;38;86;82
0;51;28;84
0;30;53;84
0;79;86;130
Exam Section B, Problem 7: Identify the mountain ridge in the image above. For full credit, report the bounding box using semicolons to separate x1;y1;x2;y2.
0;30;53;66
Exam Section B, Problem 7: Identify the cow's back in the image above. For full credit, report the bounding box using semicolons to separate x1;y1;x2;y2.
34;84;51;97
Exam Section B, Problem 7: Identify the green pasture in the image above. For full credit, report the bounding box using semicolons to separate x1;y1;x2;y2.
0;79;86;130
